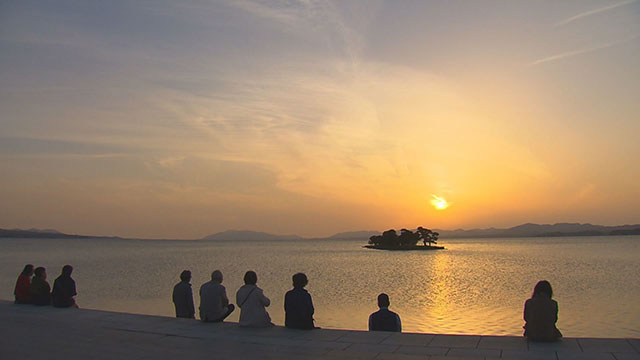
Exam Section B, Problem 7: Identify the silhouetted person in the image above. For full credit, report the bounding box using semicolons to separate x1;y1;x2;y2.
199;270;235;322
523;280;562;342
236;271;273;327
30;267;51;306
14;264;34;304
52;265;78;308
284;273;316;329
172;270;195;318
369;293;402;332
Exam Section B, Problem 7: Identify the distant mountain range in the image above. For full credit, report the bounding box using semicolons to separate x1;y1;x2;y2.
203;224;640;241
0;228;122;240
203;230;382;241
202;230;303;241
434;223;640;239
322;231;381;240
2;223;639;241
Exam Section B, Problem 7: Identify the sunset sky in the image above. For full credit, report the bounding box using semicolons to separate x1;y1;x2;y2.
1;1;639;238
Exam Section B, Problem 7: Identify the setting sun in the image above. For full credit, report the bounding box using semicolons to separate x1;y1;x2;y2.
430;195;450;211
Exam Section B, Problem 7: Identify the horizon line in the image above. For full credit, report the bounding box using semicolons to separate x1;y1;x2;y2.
3;221;640;241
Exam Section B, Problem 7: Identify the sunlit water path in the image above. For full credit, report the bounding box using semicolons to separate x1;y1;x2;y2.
1;236;638;337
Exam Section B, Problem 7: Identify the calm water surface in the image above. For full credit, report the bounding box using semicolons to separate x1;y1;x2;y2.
1;236;638;337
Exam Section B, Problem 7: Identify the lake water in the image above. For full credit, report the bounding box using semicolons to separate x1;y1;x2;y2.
1;236;638;337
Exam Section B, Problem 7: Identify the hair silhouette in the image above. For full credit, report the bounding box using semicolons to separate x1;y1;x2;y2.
62;265;73;276
377;293;390;307
21;264;34;276
292;273;308;288
211;270;222;281
34;267;46;278
244;271;257;285
180;270;191;282
532;280;553;298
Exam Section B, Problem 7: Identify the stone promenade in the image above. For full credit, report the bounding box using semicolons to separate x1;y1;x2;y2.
0;300;637;360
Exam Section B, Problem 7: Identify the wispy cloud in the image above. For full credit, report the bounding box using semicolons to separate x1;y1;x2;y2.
554;0;637;27
156;155;186;168
228;0;305;27
227;0;381;68
0;136;137;157
527;35;638;66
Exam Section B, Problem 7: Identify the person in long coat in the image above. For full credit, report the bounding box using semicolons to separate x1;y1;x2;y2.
236;271;273;327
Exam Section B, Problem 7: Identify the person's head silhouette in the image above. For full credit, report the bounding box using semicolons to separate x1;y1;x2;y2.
211;270;223;283
292;273;308;289
377;293;390;308
244;271;257;285
532;280;553;298
21;264;34;276
34;267;46;279
61;265;73;276
180;270;191;282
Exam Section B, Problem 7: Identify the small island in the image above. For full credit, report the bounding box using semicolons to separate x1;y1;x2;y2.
365;226;445;250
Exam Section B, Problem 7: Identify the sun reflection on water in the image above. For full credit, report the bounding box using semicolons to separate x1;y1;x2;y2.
425;253;454;326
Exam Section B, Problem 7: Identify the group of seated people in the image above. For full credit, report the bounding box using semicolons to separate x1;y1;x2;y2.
172;270;320;329
173;270;561;341
14;264;78;308
14;263;561;341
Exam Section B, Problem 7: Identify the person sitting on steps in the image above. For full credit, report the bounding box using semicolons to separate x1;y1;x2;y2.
199;270;235;322
52;265;78;308
30;267;51;306
236;270;273;327
284;273;317;330
368;293;402;332
173;270;195;319
14;264;34;304
523;280;562;342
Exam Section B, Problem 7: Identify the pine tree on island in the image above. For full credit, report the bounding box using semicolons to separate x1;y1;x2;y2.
416;226;439;247
366;227;443;250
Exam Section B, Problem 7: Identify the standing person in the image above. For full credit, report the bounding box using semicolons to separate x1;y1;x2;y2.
523;280;563;342
30;267;51;306
284;273;316;329
172;270;195;318
14;264;34;304
368;293;402;332
236;270;273;327
199;270;235;322
52;265;78;308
